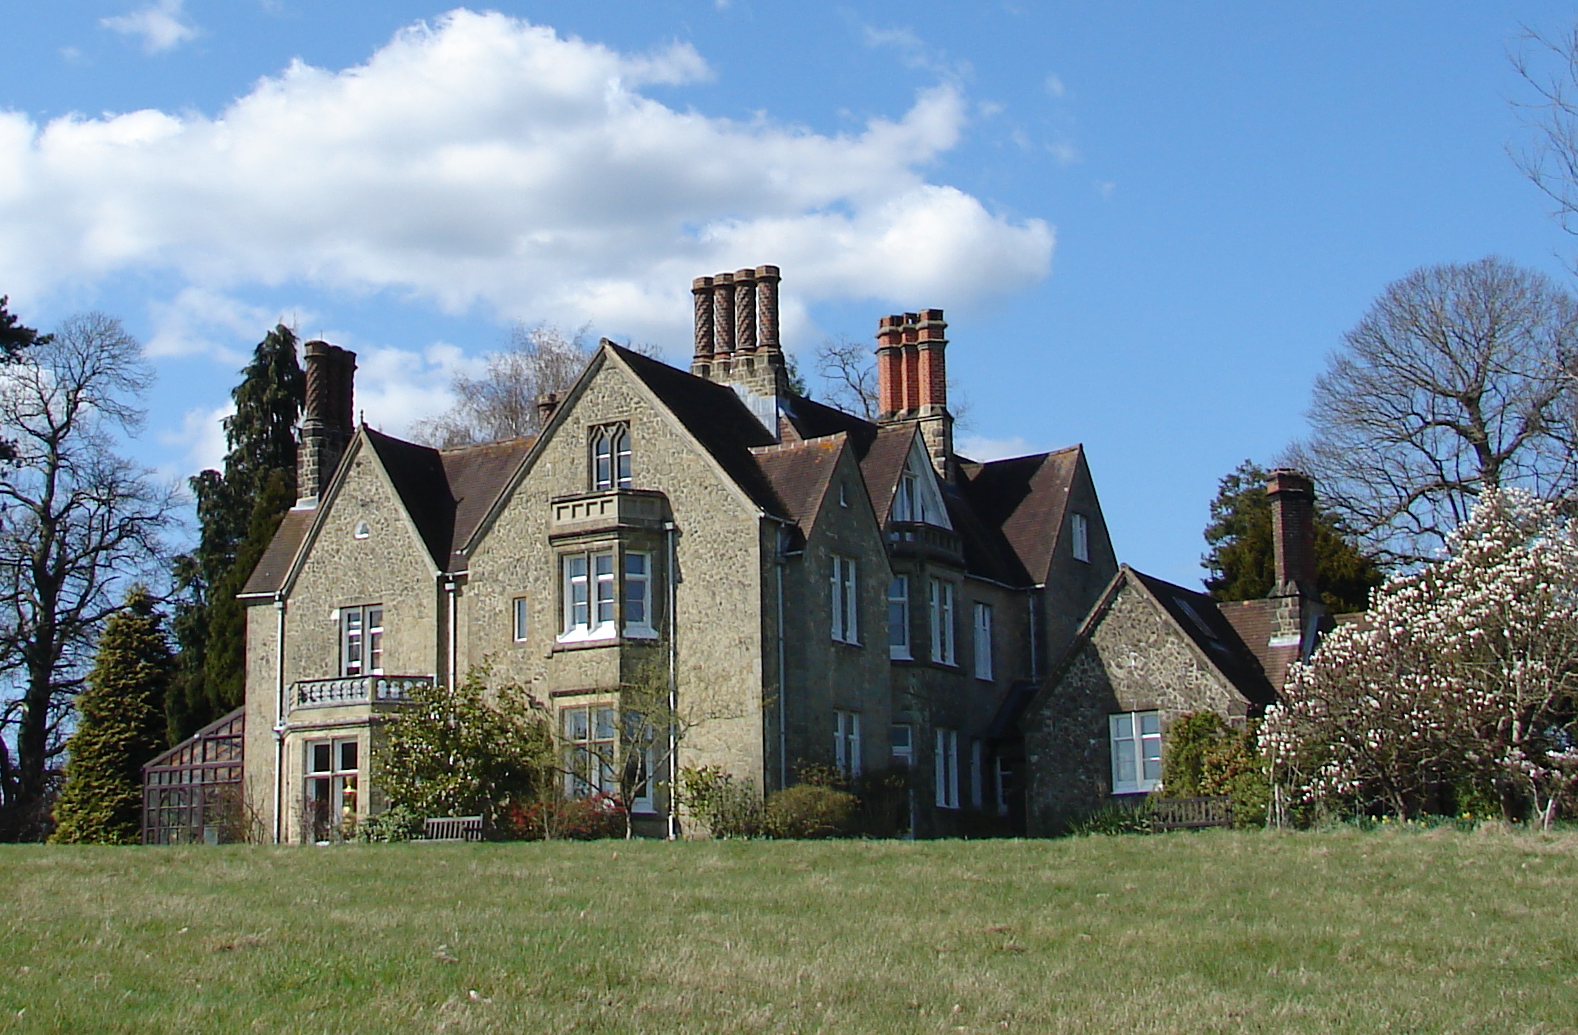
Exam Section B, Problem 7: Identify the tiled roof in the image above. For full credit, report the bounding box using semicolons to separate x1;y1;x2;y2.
612;345;788;518
958;446;1082;583
1130;569;1278;707
783;395;879;454
440;436;534;570
364;429;455;572
238;507;312;597
752;435;846;530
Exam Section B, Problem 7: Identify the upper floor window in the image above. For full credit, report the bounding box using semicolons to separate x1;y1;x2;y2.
512;596;529;643
890;444;952;528
341;604;383;676
1110;711;1162;794
972;602;994;680
591;424;632;491
559;548;657;644
929;578;956;665
831;555;859;644
1071;512;1090;563
888;576;911;660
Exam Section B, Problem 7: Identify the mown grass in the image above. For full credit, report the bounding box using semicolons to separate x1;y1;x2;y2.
1;827;1575;1034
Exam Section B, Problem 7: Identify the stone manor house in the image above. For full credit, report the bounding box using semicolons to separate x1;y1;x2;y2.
145;265;1325;843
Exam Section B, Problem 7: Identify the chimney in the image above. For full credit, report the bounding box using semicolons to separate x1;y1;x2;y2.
733;269;757;356
876;315;905;419
691;276;714;377
536;391;561;428
711;272;736;372
297;340;357;506
754;265;781;352
875;309;952;478
1267;469;1317;598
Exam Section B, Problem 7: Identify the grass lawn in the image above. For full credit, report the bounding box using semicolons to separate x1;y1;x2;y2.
0;827;1575;1034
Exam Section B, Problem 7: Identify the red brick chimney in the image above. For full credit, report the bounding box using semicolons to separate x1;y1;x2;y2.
297;340;357;505
875;310;952;477
1267;469;1317;598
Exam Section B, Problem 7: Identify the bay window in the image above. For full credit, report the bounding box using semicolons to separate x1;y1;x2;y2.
559;547;658;643
306;738;358;842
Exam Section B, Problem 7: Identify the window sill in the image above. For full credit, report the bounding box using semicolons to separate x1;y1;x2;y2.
1111;784;1158;796
889;648;912;661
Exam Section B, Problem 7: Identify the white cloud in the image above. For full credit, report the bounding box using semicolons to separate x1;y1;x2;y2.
159;402;231;478
2;10;1052;353
1044;73;1066;99
861;24;972;81
1095;180;1116;200
1047;141;1081;166
956;434;1039;462
145;287;312;362
101;0;199;54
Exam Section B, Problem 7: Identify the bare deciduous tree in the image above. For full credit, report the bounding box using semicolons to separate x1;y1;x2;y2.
814;334;879;420
411;323;591;447
0;313;176;839
1287;257;1578;565
1513;25;1578;248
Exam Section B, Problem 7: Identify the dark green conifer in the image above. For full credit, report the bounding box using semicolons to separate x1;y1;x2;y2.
50;588;174;844
1202;460;1385;613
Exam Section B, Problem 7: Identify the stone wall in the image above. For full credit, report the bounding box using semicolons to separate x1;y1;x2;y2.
1022;577;1244;835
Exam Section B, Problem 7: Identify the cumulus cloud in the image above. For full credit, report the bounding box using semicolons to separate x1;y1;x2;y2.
2;10;1052;353
956;434;1039;462
101;0;199;54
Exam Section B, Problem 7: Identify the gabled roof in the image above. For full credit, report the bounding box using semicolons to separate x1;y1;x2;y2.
1025;565;1278;729
858;424;917;526
363;429;455;571
752;435;847;531
613;346;789;519
783;394;879;455
958;446;1083;583
1127;569;1278;708
440;436;535;570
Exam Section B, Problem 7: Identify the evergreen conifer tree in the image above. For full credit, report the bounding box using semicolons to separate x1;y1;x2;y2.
50;588;174;844
1202;460;1385;613
169;326;304;740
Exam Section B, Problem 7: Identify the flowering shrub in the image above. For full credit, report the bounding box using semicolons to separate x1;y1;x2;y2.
1263;489;1578;827
499;793;627;840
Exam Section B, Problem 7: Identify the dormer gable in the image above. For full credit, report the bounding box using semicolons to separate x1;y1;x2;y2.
888;434;953;530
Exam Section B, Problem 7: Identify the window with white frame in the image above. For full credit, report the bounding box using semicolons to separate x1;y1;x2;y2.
563;705;618;798
831;555;859;644
934;727;959;809
890;724;913;768
590;424;632;491
929;578;956;665
834;710;862;779
889;446;951;528
306;738;358;842
622;712;656;813
340;605;383;676
1071;512;1090;563
994;756;1013;817
623;552;655;637
972;602;994;680
1110;711;1162;794
888;576;911;659
512;596;529;643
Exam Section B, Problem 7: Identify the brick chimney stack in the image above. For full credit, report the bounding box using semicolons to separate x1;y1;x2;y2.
875;309;952;477
297;340;357;506
689;264;789;435
1266;469;1317;598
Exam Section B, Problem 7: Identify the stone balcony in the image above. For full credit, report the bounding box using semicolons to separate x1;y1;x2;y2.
290;674;432;712
549;488;671;540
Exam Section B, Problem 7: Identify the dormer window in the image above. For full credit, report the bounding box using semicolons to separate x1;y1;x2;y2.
889;443;952;529
591;424;632;491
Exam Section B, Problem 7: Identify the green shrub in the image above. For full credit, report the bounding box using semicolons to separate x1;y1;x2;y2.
852;764;911;838
1162;711;1270;827
1066;799;1154;837
352;804;422;843
763;784;858;839
678;766;763;838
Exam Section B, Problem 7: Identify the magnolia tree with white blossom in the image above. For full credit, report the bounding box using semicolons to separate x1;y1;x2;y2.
1262;489;1578;828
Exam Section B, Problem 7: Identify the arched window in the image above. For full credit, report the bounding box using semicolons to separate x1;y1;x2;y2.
591;424;632;490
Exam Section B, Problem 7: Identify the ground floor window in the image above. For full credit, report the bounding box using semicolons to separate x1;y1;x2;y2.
306;737;359;842
934;727;959;809
562;704;657;812
1110;711;1162;794
834;710;862;779
890;724;913;767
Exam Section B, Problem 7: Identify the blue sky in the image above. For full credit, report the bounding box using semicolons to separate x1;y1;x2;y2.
3;1;1576;587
